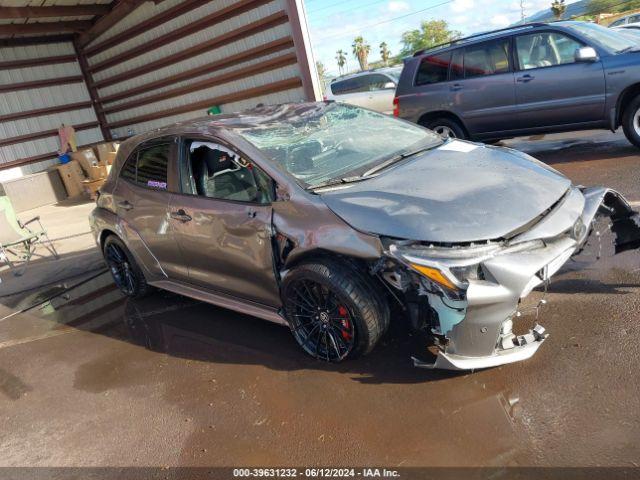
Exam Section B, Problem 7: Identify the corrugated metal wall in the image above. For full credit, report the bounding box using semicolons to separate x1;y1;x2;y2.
84;0;318;139
0;41;104;179
0;0;319;178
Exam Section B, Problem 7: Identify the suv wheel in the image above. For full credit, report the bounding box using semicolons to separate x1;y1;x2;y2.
425;117;467;140
103;235;150;298
282;260;389;362
622;95;640;148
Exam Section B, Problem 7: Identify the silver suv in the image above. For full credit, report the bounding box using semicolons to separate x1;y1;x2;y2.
395;21;640;147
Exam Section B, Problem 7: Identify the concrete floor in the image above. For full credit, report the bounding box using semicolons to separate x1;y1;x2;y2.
1;130;639;469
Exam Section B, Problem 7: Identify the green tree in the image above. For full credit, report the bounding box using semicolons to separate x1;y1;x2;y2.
379;42;391;66
551;0;566;19
352;36;371;71
335;49;347;75
399;20;460;57
316;60;326;80
587;0;640;15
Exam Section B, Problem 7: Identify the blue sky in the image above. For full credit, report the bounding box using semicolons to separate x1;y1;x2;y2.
304;0;574;76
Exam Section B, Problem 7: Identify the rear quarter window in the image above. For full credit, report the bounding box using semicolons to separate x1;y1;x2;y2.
415;51;451;85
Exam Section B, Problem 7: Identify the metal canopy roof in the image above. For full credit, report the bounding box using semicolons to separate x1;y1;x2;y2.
0;0;115;43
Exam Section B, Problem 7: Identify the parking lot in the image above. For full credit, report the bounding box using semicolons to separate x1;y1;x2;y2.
1;130;639;469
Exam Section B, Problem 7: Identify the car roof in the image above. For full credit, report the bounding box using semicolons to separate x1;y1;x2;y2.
412;21;579;57
330;66;401;83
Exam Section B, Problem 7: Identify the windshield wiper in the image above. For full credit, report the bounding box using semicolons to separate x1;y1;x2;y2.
307;175;365;191
362;146;432;177
617;46;640;54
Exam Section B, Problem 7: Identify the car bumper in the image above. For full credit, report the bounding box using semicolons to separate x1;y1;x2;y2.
410;187;640;370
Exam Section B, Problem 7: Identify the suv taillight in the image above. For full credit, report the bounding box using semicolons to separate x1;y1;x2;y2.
393;97;399;117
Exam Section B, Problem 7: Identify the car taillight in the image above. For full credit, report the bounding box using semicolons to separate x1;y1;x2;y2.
393;97;399;117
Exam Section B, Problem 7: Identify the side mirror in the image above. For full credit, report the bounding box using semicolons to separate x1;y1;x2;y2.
575;46;598;62
383;81;396;90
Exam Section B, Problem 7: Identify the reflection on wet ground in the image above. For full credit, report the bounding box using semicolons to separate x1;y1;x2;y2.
0;131;639;467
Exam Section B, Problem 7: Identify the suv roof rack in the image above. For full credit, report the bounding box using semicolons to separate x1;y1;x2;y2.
413;22;549;57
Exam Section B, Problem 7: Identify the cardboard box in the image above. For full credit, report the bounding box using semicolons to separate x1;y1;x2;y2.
94;142;117;165
105;151;117;165
71;149;99;176
55;161;86;198
86;164;108;181
83;178;105;199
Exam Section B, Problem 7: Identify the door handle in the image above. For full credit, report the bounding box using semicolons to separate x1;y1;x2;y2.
517;74;535;83
450;83;462;91
117;200;134;211
170;209;192;222
247;209;257;219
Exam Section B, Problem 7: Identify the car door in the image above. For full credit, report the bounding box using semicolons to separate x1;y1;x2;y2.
112;137;187;280
363;73;397;114
168;137;280;307
513;30;606;128
452;39;518;136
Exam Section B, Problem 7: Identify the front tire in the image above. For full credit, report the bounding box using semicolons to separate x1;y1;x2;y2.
425;117;467;140
103;235;150;298
282;260;389;362
622;95;640;148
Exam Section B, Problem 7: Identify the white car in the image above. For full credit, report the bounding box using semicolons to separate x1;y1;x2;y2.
325;67;401;115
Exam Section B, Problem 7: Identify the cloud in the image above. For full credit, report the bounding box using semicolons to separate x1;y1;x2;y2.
388;1;410;12
451;0;475;13
490;14;512;26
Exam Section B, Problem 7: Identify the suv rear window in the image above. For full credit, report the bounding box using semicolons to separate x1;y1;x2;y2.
415;51;451;85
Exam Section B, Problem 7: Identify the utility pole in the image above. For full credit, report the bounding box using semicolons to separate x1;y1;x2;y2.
520;0;526;23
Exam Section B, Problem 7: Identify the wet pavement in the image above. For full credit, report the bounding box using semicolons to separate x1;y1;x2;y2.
0;130;639;469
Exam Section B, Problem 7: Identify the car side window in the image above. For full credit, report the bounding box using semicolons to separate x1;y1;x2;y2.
463;39;510;78
609;18;625;27
119;143;170;191
365;74;394;91
415;51;452;85
182;140;273;204
629;15;640;23
516;32;584;70
450;48;464;80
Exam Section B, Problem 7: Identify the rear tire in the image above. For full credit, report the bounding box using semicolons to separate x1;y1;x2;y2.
622;94;640;148
282;259;389;362
103;235;151;298
424;117;467;140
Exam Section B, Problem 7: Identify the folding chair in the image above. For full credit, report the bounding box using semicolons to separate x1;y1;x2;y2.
0;196;59;276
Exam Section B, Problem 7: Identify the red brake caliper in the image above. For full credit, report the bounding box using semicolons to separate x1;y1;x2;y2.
338;306;352;341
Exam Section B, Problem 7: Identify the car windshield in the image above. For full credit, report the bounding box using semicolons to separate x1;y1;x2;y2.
565;22;636;53
234;103;441;188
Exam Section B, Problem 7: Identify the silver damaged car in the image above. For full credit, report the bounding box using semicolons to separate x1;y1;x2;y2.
89;102;640;370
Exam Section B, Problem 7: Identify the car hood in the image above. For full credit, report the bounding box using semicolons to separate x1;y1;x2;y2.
319;141;571;243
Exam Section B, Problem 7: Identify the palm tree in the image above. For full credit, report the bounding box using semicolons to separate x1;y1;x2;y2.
335;49;347;75
379;42;390;67
551;0;566;20
352;36;371;71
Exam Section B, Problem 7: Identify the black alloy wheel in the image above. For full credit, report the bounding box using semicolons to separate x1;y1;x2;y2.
288;279;356;362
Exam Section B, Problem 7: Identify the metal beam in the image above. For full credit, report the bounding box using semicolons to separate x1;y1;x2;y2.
0;122;100;148
106;77;303;129
0;5;110;19
77;0;148;48
88;0;271;73
74;38;111;141
0;75;84;93
0;34;73;47
92;10;289;89
0;21;92;35
0;101;93;124
0;54;76;70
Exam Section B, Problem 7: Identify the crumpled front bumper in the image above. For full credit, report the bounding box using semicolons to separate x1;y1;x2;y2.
413;187;640;371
